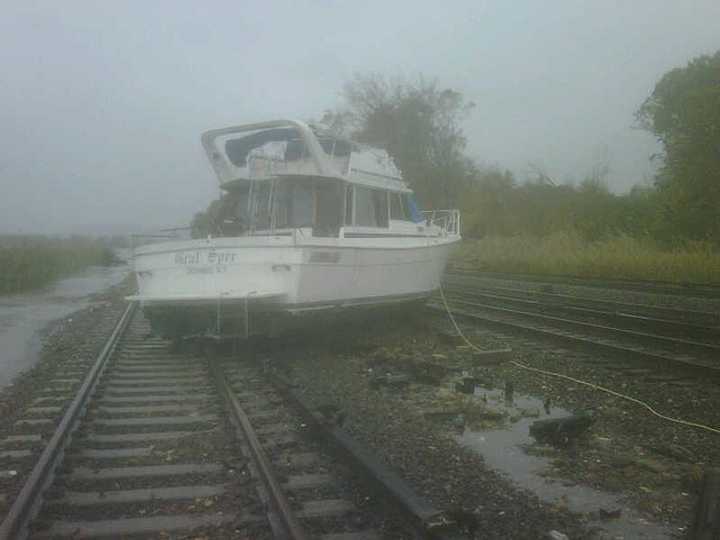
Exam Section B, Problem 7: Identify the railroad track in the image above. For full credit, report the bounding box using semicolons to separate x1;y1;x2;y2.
432;275;720;379
0;303;456;539
447;268;720;300
444;276;720;332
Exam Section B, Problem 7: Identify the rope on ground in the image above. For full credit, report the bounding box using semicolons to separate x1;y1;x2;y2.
438;285;720;436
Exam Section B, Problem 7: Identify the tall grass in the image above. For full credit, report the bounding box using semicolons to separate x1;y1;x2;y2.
452;231;720;285
0;236;119;294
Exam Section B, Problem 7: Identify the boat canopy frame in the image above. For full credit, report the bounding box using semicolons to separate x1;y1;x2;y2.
200;120;457;239
201;119;410;193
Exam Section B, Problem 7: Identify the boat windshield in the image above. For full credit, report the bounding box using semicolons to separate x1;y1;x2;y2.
267;177;343;237
272;178;314;229
216;177;344;237
223;129;352;180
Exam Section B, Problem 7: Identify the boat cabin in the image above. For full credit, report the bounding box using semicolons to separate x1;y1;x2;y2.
214;176;425;239
202;120;431;240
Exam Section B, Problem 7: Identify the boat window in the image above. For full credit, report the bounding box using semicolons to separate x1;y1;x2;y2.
377;191;389;226
390;192;408;220
269;178;343;235
250;181;272;230
232;191;250;224
314;178;343;237
355;186;389;228
292;179;315;228
272;181;292;229
345;186;354;225
270;179;314;229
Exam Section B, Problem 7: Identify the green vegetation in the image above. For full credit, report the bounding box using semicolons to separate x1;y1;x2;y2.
322;74;475;209
332;66;719;247
458;171;661;242
636;50;720;242
0;236;119;295
327;55;719;283
191;198;224;239
452;233;720;285
193;53;720;283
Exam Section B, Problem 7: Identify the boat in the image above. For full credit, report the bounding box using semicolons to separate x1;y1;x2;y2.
129;119;461;339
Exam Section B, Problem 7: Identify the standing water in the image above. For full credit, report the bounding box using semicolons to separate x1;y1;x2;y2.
0;263;128;389
457;388;676;539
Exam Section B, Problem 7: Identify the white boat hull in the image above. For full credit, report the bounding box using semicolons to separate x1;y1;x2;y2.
130;235;457;337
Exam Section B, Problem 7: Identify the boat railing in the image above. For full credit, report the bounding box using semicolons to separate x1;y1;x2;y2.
129;227;194;252
421;209;461;236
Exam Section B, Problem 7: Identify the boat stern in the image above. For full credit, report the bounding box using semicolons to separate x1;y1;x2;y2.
128;239;299;339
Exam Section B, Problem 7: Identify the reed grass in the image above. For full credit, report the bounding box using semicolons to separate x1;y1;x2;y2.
452;231;720;285
0;236;118;294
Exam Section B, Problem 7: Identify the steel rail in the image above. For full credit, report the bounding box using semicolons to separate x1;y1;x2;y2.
266;372;450;537
443;279;720;327
269;374;471;538
0;302;137;540
426;302;720;377
443;296;720;358
209;361;308;540
446;269;720;299
441;287;720;338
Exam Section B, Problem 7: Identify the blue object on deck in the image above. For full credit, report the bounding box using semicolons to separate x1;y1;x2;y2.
407;196;424;223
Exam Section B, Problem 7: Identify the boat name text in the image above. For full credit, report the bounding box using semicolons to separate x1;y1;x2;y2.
174;250;236;265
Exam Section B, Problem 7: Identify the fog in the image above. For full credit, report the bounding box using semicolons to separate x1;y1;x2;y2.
1;1;718;234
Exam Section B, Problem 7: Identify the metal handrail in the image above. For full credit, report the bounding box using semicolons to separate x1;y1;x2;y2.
131;227;192;239
421;209;461;236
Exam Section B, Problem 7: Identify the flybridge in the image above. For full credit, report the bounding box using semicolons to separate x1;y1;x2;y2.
201;119;411;192
196;119;452;239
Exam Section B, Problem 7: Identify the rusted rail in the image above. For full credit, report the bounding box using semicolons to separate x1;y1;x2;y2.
209;361;308;540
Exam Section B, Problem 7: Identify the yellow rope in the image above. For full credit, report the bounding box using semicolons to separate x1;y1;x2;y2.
438;285;720;436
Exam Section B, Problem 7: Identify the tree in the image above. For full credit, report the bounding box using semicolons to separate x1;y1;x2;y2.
460;166;518;237
336;74;475;208
637;50;720;242
190;197;224;238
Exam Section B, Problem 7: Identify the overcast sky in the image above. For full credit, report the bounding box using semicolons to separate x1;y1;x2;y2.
1;1;718;234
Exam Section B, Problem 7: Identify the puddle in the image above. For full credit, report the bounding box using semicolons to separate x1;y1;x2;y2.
456;388;675;539
0;263;129;389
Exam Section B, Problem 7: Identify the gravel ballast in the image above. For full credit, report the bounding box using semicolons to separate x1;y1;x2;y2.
267;312;592;539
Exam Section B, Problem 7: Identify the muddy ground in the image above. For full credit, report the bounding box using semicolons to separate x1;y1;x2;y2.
259;311;595;539
257;304;712;539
